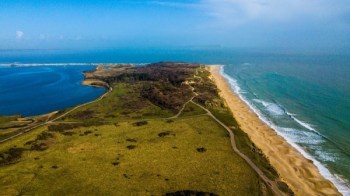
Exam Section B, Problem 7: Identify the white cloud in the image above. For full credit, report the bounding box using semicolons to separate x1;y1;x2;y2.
152;0;350;25
199;0;350;24
16;31;24;39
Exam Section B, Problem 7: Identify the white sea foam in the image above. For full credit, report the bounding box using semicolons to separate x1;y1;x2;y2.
278;127;324;145
253;99;285;116
287;112;317;131
218;65;350;195
242;62;252;66
314;149;337;162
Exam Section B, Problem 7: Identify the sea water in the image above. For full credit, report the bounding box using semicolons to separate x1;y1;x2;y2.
0;49;349;194
221;60;350;194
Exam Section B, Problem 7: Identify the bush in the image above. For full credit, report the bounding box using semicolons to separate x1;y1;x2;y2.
132;121;148;126
0;148;26;166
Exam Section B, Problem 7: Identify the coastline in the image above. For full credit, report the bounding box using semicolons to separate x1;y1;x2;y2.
81;79;110;89
208;65;340;195
0;65;111;143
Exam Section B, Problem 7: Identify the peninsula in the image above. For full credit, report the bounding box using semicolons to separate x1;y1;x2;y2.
0;62;339;195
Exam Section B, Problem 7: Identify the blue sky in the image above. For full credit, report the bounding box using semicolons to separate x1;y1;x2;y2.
1;0;350;50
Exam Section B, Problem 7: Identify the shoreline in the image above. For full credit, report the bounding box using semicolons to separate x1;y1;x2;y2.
0;66;111;143
208;65;341;195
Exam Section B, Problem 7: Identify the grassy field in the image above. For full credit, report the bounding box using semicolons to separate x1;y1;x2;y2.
0;116;267;195
0;63;289;195
61;83;173;123
178;102;207;118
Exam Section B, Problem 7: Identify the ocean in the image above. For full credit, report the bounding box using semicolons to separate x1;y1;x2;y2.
220;62;350;194
0;49;349;194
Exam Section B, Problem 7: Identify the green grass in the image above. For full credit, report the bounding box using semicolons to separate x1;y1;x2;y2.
0;115;23;128
208;105;279;181
0;115;23;123
0;116;266;195
179;102;207;117
196;68;211;79
193;67;281;182
62;83;173;122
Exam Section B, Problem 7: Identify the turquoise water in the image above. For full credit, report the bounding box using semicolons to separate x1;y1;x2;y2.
0;49;349;193
221;61;350;194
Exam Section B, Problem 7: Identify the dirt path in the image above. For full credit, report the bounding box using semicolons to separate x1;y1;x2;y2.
169;87;197;119
168;74;285;195
190;100;284;195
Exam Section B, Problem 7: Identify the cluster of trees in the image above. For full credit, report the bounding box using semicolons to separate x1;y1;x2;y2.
138;62;199;85
141;81;193;110
193;80;220;106
101;62;199;86
94;62;199;111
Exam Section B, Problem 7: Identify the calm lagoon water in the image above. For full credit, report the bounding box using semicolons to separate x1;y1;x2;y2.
0;49;349;193
0;65;105;117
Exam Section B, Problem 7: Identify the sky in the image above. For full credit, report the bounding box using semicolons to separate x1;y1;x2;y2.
1;0;350;51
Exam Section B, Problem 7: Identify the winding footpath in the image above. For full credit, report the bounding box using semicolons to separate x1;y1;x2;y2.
177;82;284;195
190;100;284;195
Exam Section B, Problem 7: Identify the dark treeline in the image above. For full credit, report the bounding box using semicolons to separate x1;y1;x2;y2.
92;62;200;111
103;62;198;86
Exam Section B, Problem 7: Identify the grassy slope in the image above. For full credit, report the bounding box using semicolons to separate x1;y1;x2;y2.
178;102;207;118
0;116;264;195
61;83;173;122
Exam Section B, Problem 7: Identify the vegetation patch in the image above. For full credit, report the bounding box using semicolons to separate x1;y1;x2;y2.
165;119;174;123
61;131;75;136
165;190;218;196
30;143;49;151
277;181;294;195
179;102;207;117
24;131;53;152
36;131;54;140
48;122;103;133
126;138;137;142
83;130;93;135
70;110;95;119
0;147;26;166
196;147;207;153
126;145;137;150
158;131;176;138
132;121;148;126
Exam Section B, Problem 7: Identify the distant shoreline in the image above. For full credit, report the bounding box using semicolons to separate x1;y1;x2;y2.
209;65;341;195
0;63;148;67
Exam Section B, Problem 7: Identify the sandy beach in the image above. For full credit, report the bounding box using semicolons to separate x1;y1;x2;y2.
209;65;340;195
